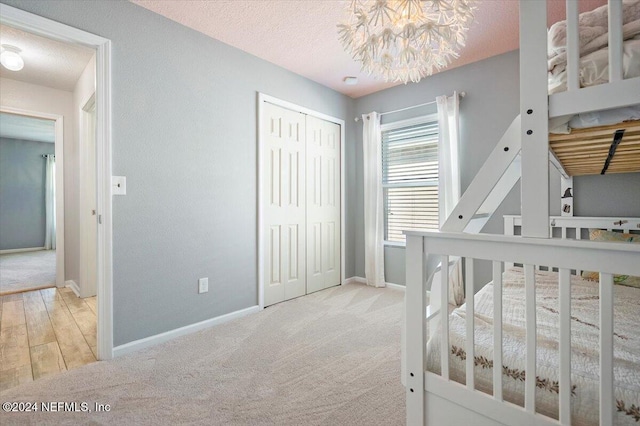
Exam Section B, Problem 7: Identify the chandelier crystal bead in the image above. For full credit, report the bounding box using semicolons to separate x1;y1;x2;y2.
338;0;475;84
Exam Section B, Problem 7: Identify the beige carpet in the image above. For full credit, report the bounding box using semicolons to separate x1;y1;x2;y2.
0;250;56;295
0;283;406;425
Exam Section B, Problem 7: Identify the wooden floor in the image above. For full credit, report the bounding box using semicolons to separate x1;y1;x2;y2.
0;287;97;392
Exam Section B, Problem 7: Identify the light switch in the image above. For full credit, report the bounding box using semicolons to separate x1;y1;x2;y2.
112;176;127;195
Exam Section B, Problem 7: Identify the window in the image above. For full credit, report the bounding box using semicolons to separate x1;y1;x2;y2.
382;116;439;243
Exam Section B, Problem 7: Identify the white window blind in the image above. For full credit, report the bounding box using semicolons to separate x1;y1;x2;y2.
382;119;439;243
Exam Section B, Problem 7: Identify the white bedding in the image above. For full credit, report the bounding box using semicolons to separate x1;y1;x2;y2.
547;0;640;134
426;267;640;425
548;37;640;96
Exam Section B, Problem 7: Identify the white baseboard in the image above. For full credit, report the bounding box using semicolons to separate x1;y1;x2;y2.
344;276;406;291
0;247;45;255
385;282;406;291
66;280;80;297
113;305;261;357
344;276;366;285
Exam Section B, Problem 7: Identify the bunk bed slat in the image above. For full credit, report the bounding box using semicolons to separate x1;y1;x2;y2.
558;268;572;425
492;261;503;402
441;255;450;381
549;121;640;176
608;0;624;83
465;257;475;390
599;272;614;425
576;228;582;275
566;0;580;91
503;216;516;269
524;264;536;413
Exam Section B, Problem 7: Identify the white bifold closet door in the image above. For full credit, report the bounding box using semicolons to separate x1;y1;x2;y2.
263;103;307;307
262;103;341;307
305;115;341;294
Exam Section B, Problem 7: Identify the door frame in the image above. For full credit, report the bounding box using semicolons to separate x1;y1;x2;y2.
1;4;115;359
0;106;65;288
79;93;96;298
257;93;346;309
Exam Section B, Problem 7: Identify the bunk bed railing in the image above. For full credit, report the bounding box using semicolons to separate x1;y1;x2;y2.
405;230;640;426
549;0;640;118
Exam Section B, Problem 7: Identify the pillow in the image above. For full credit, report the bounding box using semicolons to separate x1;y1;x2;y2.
581;229;640;288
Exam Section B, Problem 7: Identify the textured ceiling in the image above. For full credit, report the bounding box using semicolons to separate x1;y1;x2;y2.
0;24;94;92
132;0;608;98
0;112;55;143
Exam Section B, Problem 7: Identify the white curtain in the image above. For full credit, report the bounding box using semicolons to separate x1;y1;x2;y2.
436;93;464;305
44;155;56;250
362;112;386;288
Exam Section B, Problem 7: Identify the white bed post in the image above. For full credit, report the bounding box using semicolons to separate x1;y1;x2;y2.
519;0;550;238
608;0;624;83
406;234;426;425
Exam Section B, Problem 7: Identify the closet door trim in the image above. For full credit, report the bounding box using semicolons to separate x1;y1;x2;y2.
257;93;345;309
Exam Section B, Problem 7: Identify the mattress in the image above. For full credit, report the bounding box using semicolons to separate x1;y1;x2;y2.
426;267;640;425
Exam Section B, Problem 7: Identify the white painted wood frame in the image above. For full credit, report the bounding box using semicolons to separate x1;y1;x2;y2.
441;115;521;233
79;94;97;298
519;0;549;238
549;0;640;118
257;93;346;309
0;106;65;289
505;215;640;236
404;225;640;425
0;4;114;360
566;0;580;92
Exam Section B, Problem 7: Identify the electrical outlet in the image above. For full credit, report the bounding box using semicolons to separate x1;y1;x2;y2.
198;277;209;294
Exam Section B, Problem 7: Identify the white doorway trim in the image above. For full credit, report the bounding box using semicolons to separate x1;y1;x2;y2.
0;106;65;289
257;93;346;309
0;4;114;360
79;93;96;299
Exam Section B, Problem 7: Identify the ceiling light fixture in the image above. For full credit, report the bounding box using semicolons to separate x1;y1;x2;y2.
0;45;25;71
338;0;475;84
343;76;359;85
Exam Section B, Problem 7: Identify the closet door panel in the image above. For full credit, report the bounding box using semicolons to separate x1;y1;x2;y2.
306;115;341;293
263;103;306;306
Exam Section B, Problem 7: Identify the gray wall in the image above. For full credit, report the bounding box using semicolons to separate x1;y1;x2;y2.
354;50;640;287
0;137;55;250
0;0;355;346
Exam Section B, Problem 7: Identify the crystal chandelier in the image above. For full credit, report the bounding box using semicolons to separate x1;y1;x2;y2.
338;0;475;84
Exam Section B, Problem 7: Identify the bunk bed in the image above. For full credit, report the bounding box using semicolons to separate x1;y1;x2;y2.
404;1;640;425
547;0;640;176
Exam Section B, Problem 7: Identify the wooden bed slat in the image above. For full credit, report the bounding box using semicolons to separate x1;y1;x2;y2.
441;255;450;381
558;268;571;425
549;121;640;176
600;272;614;426
465;257;475;390
492;261;503;402
524;264;536;413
